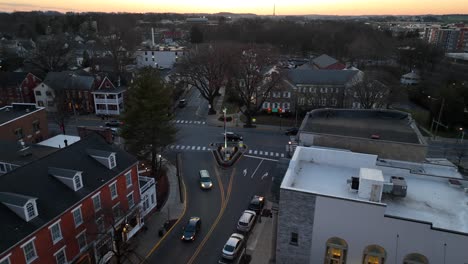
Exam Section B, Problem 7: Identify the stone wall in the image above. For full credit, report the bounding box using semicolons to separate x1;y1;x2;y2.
276;189;316;264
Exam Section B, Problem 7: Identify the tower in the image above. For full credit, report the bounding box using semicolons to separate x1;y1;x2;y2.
273;4;276;16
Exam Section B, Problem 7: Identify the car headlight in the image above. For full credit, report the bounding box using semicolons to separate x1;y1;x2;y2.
208;182;213;187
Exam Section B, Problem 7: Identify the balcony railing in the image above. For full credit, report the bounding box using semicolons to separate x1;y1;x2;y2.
95;109;121;115
139;176;155;194
94;97;123;104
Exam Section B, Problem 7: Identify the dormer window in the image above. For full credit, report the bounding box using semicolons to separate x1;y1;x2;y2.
0;192;38;222
109;154;116;169
87;149;117;169
49;167;83;192
74;175;83;190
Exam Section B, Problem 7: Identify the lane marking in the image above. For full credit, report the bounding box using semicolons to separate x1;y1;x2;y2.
191;146;196;150
170;145;175;149
248;150;252;154
244;154;279;162
202;147;206;151
189;121;193;124
202;122;206;124
270;152;274;156
243;169;248;176
259;151;263;155
176;145;180;150
196;146;201;150
281;153;285;158
254;150;258;155
261;172;269;180
251;160;264;178
176;120;180;123
275;153;279;157
181;145;185;150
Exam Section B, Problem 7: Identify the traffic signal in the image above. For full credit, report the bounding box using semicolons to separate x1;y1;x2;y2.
279;108;282;113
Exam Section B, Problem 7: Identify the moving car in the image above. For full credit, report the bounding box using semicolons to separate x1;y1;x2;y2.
105;120;123;127
248;195;265;213
199;170;213;189
178;99;187;108
181;217;201;241
236;210;256;232
222;233;245;260
223;132;243;141
285;127;298;136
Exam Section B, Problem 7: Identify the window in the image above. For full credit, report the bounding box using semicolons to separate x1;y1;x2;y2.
112;203;122;220
125;171;132;187
324;237;348;264
362;245;386;264
145;58;148;61
0;254;11;264
15;128;23;140
144;51;147;55
151;194;155;204
403;253;428;264
37;101;44;107
298;98;305;106
109;182;118;199
76;231;87;252
0;163;5;173
332;98;338;106
74;175;82;190
92;193;101;212
262;102;270;109
54;247;67;264
96;217;105;233
22;239;37;263
46;91;52;97
109;155;116;169
290;232;298;246
35;91;41;96
127;192;135;209
283;103;290;110
72;207;83;227
32;120;40;132
142;195;150;211
49;221;63;244
25;202;36;218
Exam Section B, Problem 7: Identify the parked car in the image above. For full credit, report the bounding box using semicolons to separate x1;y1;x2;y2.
285;127;298;136
223;132;243;141
105;120;123;127
236;210;256;232
199;170;213;189
248;195;265;213
178;99;187;108
181;217;201;241
222;233;245;260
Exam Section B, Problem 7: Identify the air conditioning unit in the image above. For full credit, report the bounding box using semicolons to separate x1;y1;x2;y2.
390;176;407;197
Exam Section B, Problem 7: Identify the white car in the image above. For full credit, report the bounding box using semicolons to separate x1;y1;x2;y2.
222;233;245;260
236;210;256;232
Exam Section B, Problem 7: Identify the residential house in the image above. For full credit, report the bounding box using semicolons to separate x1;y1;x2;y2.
34;71;95;113
400;71;421;85
92;76;126;116
0;103;48;144
0;38;35;58
274;69;361;113
135;47;185;69
0;72;42;106
0;133;144;264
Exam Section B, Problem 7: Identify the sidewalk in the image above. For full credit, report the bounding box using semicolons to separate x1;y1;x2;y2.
247;201;278;264
123;161;185;264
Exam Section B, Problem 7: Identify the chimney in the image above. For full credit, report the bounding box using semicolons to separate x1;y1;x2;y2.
151;28;155;47
64;139;68;147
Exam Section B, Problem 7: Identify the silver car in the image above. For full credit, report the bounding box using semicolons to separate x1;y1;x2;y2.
222;233;245;260
236;210;256;232
199;170;213;189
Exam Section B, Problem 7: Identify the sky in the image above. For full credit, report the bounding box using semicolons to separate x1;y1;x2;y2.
0;0;467;16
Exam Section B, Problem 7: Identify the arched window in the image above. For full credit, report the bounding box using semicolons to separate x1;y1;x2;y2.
324;237;348;264
403;253;429;264
362;245;387;264
26;202;35;218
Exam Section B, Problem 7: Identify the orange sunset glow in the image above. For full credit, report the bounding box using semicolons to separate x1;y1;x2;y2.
1;0;467;15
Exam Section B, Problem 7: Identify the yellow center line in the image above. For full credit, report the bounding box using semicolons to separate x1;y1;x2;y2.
144;179;188;260
187;168;236;264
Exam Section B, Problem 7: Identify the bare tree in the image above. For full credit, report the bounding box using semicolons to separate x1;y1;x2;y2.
50;89;72;135
229;44;282;127
349;73;390;109
27;36;72;73
175;43;234;115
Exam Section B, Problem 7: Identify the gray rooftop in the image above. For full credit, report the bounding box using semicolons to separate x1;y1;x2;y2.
43;71;95;91
0;192;36;207
311;54;338;68
0;133;137;254
48;167;81;179
0;140;57;167
287;69;358;86
302;109;421;144
0;104;43;125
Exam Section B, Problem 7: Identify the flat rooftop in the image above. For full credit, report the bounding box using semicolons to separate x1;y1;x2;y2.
282;146;468;234
301;109;423;144
0;104;43;125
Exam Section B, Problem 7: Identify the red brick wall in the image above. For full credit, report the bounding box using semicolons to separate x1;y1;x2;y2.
0;107;49;143
0;163;141;264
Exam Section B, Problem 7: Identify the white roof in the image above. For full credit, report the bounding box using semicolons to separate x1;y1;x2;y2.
282;146;468;234
38;135;81;148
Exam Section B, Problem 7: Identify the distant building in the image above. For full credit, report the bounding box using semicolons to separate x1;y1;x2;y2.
297;109;427;162
0;133;145;264
185;17;209;24
277;146;468;264
0;72;42;106
310;54;346;70
424;24;468;52
400;71;420;85
135;47;185;69
0;103;48;144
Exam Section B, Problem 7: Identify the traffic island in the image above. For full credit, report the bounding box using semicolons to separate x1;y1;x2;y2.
212;142;247;167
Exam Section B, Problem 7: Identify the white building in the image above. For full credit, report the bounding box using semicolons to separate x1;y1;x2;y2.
400;71;421;85
92;76;126;116
277;146;468;264
135;47;185;69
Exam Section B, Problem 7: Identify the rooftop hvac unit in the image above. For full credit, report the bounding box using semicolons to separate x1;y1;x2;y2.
390;176;407;197
358;168;384;202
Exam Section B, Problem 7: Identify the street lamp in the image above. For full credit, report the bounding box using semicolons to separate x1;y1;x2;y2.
223;108;227;160
158;154;162;177
459;128;465;143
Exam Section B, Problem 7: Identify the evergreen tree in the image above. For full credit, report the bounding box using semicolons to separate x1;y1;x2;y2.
120;68;176;176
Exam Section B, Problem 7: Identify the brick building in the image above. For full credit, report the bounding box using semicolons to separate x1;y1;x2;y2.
0;103;48;144
0;72;42;106
0;133;144;264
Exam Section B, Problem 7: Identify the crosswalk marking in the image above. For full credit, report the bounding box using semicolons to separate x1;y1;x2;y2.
254;150;258;154
191;146;196;150
176;120;181;123
275;153;279;157
170;145;175;149
248;150;252;154
281;153;285;158
174;120;207;125
260;151;263;155
202;147;206;150
176;145;180;149
270;152;274;156
197;146;201;150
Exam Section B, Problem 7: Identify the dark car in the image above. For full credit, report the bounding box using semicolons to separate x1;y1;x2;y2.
178;99;187;108
248;195;265;213
285;127;298;136
181;217;201;241
223;132;243;141
105;120;123;127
